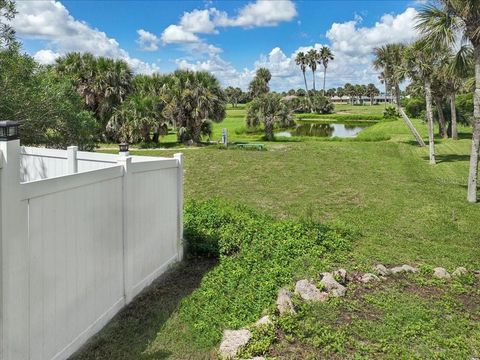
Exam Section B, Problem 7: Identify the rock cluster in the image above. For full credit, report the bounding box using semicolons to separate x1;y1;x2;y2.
295;279;328;301
219;264;473;359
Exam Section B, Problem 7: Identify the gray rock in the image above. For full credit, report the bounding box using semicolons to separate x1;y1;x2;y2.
374;264;390;276
390;264;418;274
331;286;347;297
219;329;252;359
333;268;347;284
452;267;468;277
320;273;347;297
255;315;272;327
276;288;295;315
360;273;380;283
295;279;328;302
433;267;451;279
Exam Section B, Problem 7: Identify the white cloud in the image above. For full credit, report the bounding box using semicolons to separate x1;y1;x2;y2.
161;24;200;44
158;0;296;59
175;8;420;92
136;29;159;51
12;0;160;74
33;49;61;64
217;0;297;28
176;55;254;89
326;7;419;57
180;9;217;34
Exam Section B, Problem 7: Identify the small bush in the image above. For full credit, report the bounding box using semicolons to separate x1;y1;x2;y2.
383;106;399;119
310;94;335;114
178;199;353;347
402;97;425;118
456;93;474;124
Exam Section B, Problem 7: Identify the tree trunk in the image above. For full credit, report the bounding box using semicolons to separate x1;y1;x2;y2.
191;119;202;144
450;93;458;140
467;45;480;202
264;118;274;141
394;83;426;147
152;129;159;143
425;80;436;164
435;97;447;139
323;66;327;96
312;70;316;92
384;81;388;109
303;71;312;113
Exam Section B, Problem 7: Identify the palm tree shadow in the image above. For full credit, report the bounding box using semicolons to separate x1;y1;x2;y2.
422;154;470;163
70;258;217;360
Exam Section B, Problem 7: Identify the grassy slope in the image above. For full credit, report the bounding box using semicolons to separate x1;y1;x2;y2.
76;106;480;359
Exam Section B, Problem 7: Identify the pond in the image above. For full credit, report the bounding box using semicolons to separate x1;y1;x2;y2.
275;123;371;138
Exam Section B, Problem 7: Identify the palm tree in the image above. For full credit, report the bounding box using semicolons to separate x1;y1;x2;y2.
416;1;480;202
440;45;474;139
366;83;380;105
319;46;334;95
306;49;320;91
163;70;226;144
246;93;294;140
55;53;133;135
344;83;355;105
248;68;271;97
373;44;426;147
404;40;447;164
295;51;309;95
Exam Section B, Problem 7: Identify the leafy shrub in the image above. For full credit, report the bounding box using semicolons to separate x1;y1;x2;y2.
285;94;334;114
402;97;425;118
456;93;474;124
177;199;352;347
383;106;399;119
310;94;335;114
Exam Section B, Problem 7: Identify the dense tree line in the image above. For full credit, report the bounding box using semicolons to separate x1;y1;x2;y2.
1;2;226;147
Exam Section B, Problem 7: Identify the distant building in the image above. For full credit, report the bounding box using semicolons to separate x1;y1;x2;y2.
330;95;396;105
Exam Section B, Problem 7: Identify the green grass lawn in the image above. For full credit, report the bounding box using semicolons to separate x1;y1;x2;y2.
77;111;480;359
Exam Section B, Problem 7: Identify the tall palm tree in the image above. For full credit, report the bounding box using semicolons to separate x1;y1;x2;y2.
319;46;334;95
404;40;447;164
416;1;480;202
373;44;426;147
295;51;309;95
440;45;474;139
306;49;320;91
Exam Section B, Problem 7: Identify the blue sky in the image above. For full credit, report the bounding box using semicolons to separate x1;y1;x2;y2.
12;0;424;90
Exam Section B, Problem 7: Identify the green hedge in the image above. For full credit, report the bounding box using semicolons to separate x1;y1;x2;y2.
296;113;383;121
177;199;353;347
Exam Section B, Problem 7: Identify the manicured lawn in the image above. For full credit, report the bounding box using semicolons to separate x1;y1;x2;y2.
79;113;480;359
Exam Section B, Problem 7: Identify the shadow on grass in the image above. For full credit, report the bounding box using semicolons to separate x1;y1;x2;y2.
71;258;217;360
430;154;471;163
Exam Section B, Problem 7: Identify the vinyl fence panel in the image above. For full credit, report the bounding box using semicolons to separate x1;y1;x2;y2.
0;142;184;360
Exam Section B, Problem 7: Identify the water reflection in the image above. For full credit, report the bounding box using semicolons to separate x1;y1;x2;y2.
275;123;370;138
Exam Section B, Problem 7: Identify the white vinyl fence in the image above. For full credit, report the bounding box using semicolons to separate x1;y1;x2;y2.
0;140;184;360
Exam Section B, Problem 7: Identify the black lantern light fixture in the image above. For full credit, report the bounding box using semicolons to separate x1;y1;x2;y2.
0;121;19;141
119;142;129;155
